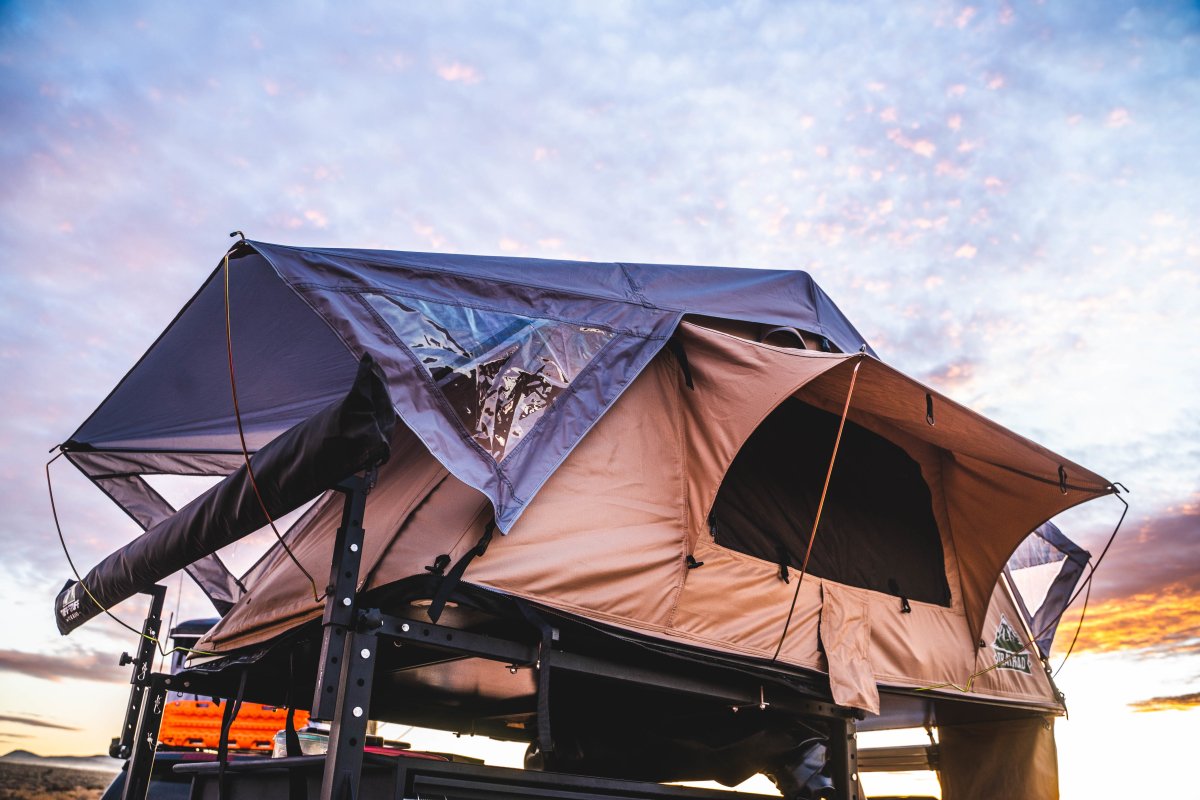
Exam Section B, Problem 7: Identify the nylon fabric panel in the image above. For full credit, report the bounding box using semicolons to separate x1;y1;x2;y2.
285;277;678;532
66;450;247;480
89;474;174;530
468;353;687;627
939;717;1059;800
671;323;851;547
1008;522;1090;658
862;591;974;693
199;422;447;652
799;361;1108;490
247;242;871;354
966;580;1059;707
367;474;494;596
819;583;880;714
671;537;822;666
621;262;874;356
70;253;357;453
941;452;1102;644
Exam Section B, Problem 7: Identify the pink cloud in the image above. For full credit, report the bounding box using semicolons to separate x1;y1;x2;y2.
437;62;482;84
954;243;977;259
955;7;977;29
1107;107;1133;128
886;129;936;158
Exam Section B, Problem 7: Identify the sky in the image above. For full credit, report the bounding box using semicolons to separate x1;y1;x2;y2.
1;1;1198;797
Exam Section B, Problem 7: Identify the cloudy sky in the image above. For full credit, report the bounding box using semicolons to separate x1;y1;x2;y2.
1;2;1197;797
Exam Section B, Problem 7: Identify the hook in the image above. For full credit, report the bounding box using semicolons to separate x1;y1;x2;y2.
229;230;246;242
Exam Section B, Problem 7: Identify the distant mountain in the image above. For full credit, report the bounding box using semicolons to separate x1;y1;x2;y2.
1;749;118;772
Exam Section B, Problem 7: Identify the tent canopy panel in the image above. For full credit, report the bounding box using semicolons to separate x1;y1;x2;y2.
69;252;357;454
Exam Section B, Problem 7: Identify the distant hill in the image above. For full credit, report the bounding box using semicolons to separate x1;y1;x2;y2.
0;749;118;773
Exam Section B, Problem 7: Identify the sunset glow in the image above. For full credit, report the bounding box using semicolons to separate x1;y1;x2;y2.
2;2;1198;798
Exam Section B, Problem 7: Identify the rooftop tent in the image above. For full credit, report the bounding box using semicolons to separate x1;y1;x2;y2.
194;321;1110;713
53;241;1119;800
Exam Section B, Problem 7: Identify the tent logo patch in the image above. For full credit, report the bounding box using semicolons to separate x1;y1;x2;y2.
992;614;1031;674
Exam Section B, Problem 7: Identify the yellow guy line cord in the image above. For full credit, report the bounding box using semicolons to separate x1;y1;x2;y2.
771;357;864;661
222;253;322;604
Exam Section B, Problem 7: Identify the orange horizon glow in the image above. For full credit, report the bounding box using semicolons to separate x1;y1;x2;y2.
1059;581;1200;656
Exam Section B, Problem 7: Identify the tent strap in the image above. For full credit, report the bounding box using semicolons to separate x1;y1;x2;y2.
427;520;495;624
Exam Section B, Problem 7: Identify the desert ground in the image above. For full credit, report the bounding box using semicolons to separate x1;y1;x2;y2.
0;763;118;800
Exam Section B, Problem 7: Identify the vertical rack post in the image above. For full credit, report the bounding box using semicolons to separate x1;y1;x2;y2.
827;716;861;800
311;474;371;720
115;585;168;800
319;630;377;800
309;473;374;800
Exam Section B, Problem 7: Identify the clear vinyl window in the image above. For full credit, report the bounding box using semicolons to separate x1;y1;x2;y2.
366;294;613;461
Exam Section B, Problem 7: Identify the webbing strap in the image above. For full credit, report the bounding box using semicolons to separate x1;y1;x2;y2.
515;599;558;755
427;521;494;624
217;670;247;800
284;650;306;800
665;338;694;389
775;542;792;583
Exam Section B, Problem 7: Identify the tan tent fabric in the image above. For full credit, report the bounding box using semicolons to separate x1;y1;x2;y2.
198;321;1107;719
967;579;1060;708
794;358;1110;641
201;423;450;650
939;716;1060;800
819;583;880;714
672;536;822;664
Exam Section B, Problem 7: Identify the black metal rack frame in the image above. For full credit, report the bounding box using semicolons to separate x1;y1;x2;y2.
115;473;873;800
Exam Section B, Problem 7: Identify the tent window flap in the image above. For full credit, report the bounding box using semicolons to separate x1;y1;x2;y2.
710;398;951;606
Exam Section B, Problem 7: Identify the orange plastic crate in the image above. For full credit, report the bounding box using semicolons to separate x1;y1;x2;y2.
158;699;310;751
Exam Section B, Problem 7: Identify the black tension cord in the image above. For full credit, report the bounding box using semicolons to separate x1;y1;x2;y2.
1052;485;1129;678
